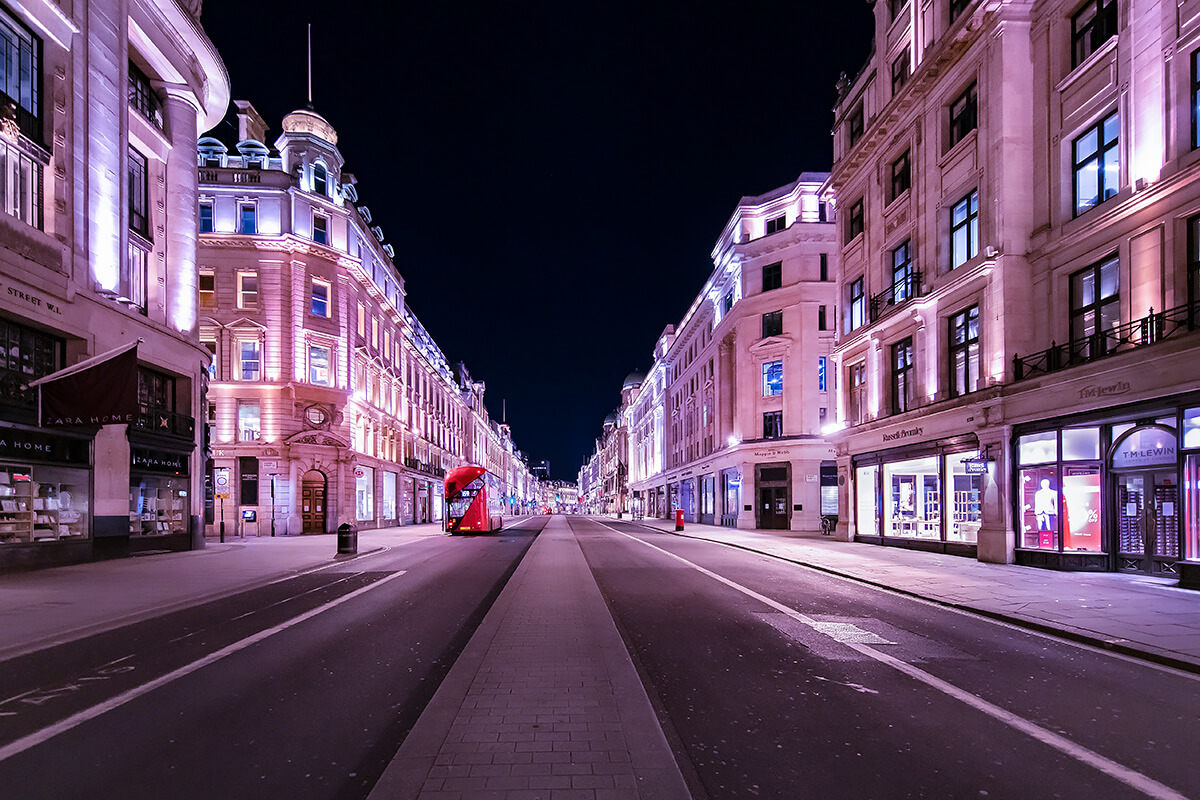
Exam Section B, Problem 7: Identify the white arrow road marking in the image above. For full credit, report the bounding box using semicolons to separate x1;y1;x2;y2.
601;523;1189;800
0;570;406;764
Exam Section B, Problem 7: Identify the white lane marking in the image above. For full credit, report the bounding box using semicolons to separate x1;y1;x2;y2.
0;570;407;764
601;524;1190;800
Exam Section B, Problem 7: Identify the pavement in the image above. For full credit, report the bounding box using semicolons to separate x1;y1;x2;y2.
2;512;1199;798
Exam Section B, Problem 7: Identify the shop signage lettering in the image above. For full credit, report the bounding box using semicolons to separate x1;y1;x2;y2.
132;448;187;473
0;429;88;464
43;413;137;426
1078;381;1130;400
752;448;789;458
882;426;923;442
1112;427;1177;469
4;284;64;315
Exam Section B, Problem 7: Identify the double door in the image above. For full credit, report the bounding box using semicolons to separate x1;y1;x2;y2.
1114;471;1180;574
759;487;789;530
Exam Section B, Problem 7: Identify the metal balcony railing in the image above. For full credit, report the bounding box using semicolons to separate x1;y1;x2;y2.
869;271;922;323
134;406;196;441
1013;301;1199;380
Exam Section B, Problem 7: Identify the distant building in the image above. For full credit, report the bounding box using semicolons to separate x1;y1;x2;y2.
0;0;228;569
827;0;1200;586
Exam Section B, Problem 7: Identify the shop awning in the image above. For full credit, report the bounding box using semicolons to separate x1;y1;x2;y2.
29;340;140;427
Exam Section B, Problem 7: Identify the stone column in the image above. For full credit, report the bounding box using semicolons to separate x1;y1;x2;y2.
161;86;201;337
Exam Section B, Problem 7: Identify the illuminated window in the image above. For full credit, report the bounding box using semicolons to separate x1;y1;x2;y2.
239;203;257;234
199;272;215;309
372;316;379;349
846;198;864;243
0;140;43;228
892;240;914;304
762;360;783;397
357;302;365;337
237;401;260;441
889;150;910;203
762;262;782;292
239;340;260;381
949;305;980;397
202;338;217;380
763;410;783;440
724;290;734;313
892;337;914;414
1070;255;1119;356
848;362;867;424
0;6;40;140
311;278;330;317
848;276;866;332
761;311;782;338
309;344;331;385
1072;0;1116;69
198;201;214;234
312;212;329;245
950;190;979;269
237;272;258;308
1073;111;1119;216
818;356;827;393
948;83;977;148
128;148;149;238
124;243;147;314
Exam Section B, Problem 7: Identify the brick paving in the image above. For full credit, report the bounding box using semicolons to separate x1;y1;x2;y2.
369;516;689;800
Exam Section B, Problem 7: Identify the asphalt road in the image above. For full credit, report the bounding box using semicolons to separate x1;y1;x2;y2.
0;518;543;799
575;517;1200;800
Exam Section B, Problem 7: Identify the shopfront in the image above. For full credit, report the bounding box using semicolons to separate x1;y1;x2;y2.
0;425;91;569
852;434;982;556
1014;403;1198;580
721;467;741;527
756;463;791;530
129;445;191;553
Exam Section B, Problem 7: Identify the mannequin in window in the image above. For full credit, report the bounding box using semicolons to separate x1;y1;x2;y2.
1035;478;1058;531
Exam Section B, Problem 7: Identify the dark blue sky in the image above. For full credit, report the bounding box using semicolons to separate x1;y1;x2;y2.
203;2;875;481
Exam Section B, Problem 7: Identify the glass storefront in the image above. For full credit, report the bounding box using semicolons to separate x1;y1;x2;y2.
0;463;90;543
382;471;396;520
356;466;374;521
1017;427;1102;553
130;475;187;536
855;464;878;537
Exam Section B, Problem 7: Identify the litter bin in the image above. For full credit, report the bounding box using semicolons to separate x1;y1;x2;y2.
675;509;685;531
337;523;357;555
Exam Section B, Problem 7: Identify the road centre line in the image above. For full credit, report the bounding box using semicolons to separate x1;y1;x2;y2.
601;523;1189;800
0;570;407;764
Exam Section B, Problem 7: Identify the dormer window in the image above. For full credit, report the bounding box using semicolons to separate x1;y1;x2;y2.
313;163;328;196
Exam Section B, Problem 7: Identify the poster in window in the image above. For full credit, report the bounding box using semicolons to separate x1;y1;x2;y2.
1062;466;1102;551
1020;466;1058;549
892;474;916;517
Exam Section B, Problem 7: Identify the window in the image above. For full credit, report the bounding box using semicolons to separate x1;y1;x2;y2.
198;272;215;309
137;367;174;410
950;0;971;23
818;202;828;222
892;240;914;303
1070;256;1119;354
763;410;783;440
892;50;910;95
1073;111;1119;216
128;149;149;238
124;243;147;313
128;61;163;130
766;215;786;235
762;262;782;292
890;150;910;203
950;190;979;269
848;105;864;147
819;253;829;281
889;0;908;20
848;276;866;332
312;212;329;245
239;203;257;234
238;401;260;441
948;83;977;148
239;340;261;381
818;356;827;393
0;141;44;228
1072;0;1117;69
762;360;783;396
237;272;258;308
1193;50;1200;150
372;316;379;349
311;279;330;317
848;362;867;424
949;305;980;397
0;6;40;141
762;311;783;338
199;201;213;234
202;339;217;380
313;163;328;196
309;344;331;385
723;290;734;313
818;305;828;330
892;337;915;414
846;198;864;243
1190;215;1200;319
357;302;366;337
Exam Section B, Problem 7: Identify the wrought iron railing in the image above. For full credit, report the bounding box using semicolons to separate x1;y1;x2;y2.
1013;301;1199;380
870;271;922;322
134;406;196;440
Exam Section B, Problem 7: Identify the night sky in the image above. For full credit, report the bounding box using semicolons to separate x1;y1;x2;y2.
202;2;875;481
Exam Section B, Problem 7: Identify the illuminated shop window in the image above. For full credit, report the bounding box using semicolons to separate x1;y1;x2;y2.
762;360;783;396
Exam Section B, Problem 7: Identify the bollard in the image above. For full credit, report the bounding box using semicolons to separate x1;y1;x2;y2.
675;509;685;531
337;523;357;555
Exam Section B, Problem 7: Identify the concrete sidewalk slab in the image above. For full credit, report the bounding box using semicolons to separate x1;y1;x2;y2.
370;516;689;800
625;516;1200;673
0;524;445;661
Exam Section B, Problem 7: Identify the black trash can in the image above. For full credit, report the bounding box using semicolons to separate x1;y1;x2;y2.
337;523;357;555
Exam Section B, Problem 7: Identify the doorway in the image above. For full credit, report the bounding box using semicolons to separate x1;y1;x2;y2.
301;471;327;534
1114;471;1180;574
759;487;789;530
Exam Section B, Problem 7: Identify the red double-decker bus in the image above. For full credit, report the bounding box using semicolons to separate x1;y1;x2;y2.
444;465;504;533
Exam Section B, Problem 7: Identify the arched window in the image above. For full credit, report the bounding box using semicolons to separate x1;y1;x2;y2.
313;162;328;196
